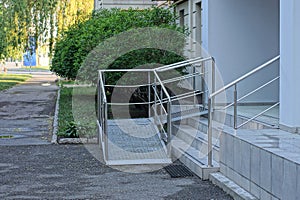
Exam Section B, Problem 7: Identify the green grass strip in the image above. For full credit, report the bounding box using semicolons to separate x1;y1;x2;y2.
0;74;32;91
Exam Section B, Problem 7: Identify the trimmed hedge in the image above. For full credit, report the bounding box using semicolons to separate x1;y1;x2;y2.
51;7;187;82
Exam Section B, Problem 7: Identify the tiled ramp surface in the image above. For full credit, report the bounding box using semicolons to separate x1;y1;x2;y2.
105;118;171;165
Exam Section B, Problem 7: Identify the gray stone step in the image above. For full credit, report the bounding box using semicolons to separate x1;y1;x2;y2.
210;172;258;200
172;124;220;162
171;137;219;180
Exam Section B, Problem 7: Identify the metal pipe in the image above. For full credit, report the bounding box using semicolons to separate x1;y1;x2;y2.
167;102;172;157
154;76;157;123
152;85;168;114
100;68;154;72
107;102;153;106
160;71;203;85
211;58;216;108
97;78;101;122
104;83;151;88
148;71;151;118
152;90;204;105
155;57;206;71
223;76;280;110
160;87;163;116
104;102;108;161
209;55;280;98
156;57;212;72
207;98;213;167
237;102;280;129
201;61;206;106
153;71;171;102
99;72;107;103
234;84;238;129
193;66;196;105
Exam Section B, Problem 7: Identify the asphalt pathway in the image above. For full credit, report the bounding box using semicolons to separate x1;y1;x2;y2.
0;70;232;199
0;71;58;145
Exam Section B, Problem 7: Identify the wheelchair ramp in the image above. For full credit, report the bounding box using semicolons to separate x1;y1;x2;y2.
104;118;171;165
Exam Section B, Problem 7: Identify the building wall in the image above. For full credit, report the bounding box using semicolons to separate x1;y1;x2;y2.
94;0;157;10
207;0;280;103
175;0;280;103
280;0;300;129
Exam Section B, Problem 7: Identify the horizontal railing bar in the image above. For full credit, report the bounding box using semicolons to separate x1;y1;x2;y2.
156;57;212;72
161;72;203;84
99;69;154;72
157;91;204;104
236;102;280;129
154;57;204;71
105;83;151;88
223;76;280;110
172;92;203;102
210;55;280;98
150;86;204;104
107;101;154;106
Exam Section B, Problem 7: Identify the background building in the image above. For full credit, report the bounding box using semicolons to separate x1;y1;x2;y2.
94;0;157;10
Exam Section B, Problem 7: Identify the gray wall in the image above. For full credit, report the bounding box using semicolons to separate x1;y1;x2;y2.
206;0;280;103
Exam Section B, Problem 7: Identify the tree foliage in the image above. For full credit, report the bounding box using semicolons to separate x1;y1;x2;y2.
0;0;93;60
51;8;187;81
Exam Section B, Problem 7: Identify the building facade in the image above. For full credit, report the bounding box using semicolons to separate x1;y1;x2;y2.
172;0;300;199
94;0;157;10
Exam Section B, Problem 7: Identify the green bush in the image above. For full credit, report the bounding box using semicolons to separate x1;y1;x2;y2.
51;7;187;81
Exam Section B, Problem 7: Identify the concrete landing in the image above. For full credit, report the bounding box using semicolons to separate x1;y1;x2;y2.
0;71;58;146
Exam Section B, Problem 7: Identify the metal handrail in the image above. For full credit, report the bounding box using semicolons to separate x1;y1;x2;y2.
206;55;280;167
154;57;203;71
222;76;280;110
210;55;280;98
156;57;212;72
237;102;279;129
97;56;214;162
100;69;154;72
99;72;107;103
153;70;171;102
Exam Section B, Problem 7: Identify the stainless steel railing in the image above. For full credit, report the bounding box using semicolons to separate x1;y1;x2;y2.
207;55;280;167
97;56;214;162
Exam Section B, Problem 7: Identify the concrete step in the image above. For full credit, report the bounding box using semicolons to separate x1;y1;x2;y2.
173;124;220;162
210;172;258;200
185;109;275;132
171;137;219;180
186;116;225;139
213;109;276;129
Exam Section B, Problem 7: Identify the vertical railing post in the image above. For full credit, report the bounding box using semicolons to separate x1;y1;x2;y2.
104;101;108;161
207;98;213;167
154;76;157;124
97;77;101;144
102;72;108;161
211;58;216;108
98;73;102;124
160;86;163;116
234;84;238;129
193;65;196;105
201;61;206;106
148;71;151;118
167;101;172;157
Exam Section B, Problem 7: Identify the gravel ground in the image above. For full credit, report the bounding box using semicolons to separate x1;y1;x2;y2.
0;71;233;200
0;144;233;200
